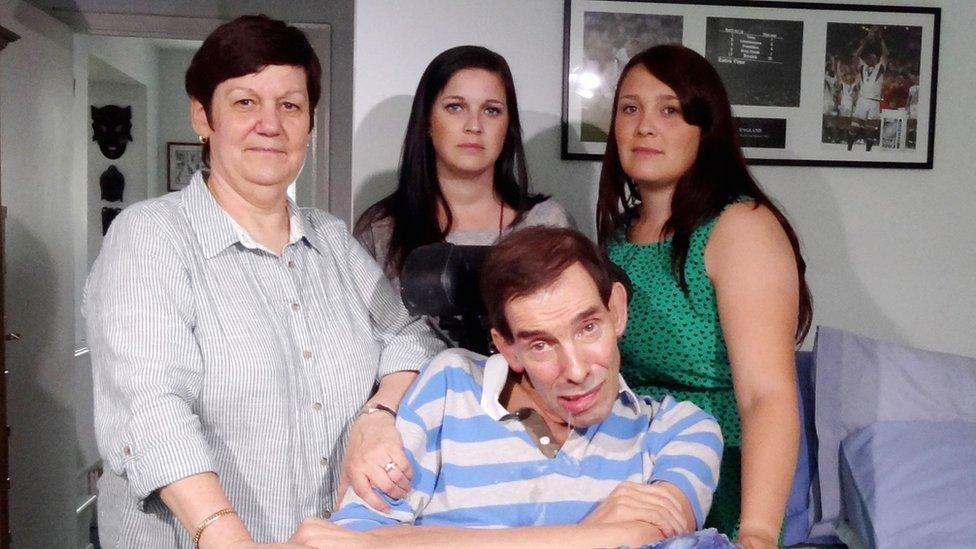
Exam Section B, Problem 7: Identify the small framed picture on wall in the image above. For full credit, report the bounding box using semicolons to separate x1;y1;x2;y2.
562;0;940;168
167;142;206;191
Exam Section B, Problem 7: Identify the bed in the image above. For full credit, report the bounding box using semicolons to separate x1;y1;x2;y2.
784;327;976;548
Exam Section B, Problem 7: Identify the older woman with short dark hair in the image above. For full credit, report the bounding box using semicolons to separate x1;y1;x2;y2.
85;15;443;548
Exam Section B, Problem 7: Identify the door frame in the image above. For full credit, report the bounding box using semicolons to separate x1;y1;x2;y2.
53;9;333;212
0;20;22;549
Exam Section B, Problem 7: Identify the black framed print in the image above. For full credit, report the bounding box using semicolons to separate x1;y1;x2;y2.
562;0;940;168
167;142;205;192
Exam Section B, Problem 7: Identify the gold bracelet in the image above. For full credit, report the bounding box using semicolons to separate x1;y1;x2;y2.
192;507;236;549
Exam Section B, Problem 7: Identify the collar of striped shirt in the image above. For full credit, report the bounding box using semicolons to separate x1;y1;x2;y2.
182;170;323;258
478;353;642;421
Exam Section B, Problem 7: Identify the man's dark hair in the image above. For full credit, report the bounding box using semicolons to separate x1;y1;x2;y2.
184;14;322;165
481;227;614;342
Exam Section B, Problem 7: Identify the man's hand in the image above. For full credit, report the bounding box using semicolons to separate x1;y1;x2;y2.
289;517;377;549
581;481;692;539
335;411;413;511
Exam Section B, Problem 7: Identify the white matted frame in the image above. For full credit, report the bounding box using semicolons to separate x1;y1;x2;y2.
562;0;940;168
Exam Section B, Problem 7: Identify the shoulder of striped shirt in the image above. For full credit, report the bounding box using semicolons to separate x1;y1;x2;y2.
400;349;487;407
101;192;191;249
638;394;720;433
112;189;183;224
297;206;346;233
417;349;486;385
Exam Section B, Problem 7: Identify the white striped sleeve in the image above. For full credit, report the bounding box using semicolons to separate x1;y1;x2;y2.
331;355;453;530
336;217;445;378
645;396;724;528
84;207;212;504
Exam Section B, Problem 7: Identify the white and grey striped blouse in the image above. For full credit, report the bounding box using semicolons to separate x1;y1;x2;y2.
84;172;444;547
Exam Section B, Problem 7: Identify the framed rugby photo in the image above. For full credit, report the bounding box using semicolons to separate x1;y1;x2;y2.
561;0;940;168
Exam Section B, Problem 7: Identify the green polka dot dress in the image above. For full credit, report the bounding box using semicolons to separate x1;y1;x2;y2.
607;213;741;538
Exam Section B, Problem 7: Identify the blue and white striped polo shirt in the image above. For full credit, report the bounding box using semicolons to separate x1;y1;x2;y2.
332;349;723;531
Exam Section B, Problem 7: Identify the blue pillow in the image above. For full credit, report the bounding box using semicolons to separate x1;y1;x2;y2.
783;351;840;546
839;421;976;548
782;351;816;545
810;327;976;539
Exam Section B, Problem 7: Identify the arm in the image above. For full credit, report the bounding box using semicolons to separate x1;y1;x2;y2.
329;354;455;531
333;222;445;509
337;371;417;510
853;37;866;64
369;521;665;548
706;203;801;547
160;474;252;548
293;518;665;549
343;218;444;379
569;399;722;540
644;397;724;530
84;211;255;547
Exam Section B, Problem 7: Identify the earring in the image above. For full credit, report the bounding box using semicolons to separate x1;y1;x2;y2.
198;135;208;144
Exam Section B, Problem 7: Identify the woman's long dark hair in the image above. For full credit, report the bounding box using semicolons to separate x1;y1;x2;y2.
355;45;544;277
595;45;812;342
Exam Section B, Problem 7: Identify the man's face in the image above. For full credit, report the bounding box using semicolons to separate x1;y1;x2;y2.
492;264;628;428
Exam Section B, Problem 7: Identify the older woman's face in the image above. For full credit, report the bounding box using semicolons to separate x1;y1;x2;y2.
192;64;311;191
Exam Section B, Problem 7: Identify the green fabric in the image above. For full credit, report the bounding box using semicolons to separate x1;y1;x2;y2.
607;213;742;534
707;447;741;538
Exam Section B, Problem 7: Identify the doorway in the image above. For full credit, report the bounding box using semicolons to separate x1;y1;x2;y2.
0;6;332;546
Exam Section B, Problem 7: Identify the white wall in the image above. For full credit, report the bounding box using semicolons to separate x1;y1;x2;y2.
155;47;197;198
352;0;598;234
353;0;976;359
0;1;80;547
86;34;159;196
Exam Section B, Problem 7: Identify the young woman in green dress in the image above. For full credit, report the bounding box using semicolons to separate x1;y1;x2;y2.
595;45;813;549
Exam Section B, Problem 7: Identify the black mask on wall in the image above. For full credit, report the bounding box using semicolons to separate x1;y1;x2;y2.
91;105;133;160
101;207;122;235
99;165;125;202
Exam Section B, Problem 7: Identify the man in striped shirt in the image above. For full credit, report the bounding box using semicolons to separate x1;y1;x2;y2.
293;227;724;548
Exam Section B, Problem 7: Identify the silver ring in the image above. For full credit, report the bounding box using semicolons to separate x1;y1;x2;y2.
383;461;397;473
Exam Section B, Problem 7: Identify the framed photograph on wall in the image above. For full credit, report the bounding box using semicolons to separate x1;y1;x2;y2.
167;142;205;191
562;0;940;168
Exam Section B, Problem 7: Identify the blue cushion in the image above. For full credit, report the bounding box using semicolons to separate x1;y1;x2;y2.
783;351;840;546
782;351;816;545
810;327;976;539
839;421;976;548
